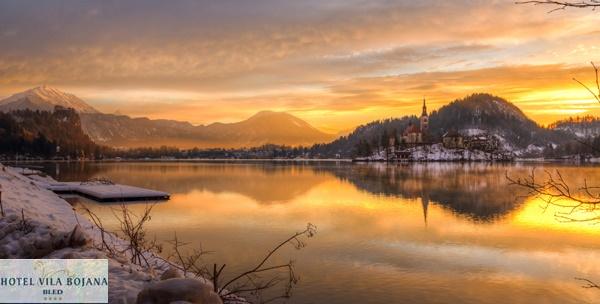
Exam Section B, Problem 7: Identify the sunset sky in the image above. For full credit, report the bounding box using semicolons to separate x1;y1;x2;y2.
1;0;599;133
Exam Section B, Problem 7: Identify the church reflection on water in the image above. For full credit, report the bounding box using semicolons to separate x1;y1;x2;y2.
421;194;429;226
318;162;532;222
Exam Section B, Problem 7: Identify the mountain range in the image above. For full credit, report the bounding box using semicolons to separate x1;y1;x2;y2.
0;86;336;148
0;86;595;156
80;110;335;148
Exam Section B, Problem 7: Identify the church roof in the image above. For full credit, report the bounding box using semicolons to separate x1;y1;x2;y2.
404;123;420;135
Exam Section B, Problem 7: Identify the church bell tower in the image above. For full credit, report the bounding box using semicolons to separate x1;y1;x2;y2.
420;98;429;133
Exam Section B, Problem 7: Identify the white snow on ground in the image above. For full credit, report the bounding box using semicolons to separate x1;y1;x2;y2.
462;128;485;136
408;144;505;161
525;144;544;154
512;144;546;157
0;164;238;304
492;134;517;153
360;144;512;162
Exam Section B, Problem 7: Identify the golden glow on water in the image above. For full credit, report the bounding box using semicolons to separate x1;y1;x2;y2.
54;162;600;304
512;196;600;235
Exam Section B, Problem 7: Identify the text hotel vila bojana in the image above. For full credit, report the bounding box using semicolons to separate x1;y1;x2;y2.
0;259;108;303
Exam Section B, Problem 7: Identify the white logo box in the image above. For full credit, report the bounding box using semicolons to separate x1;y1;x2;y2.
0;259;108;303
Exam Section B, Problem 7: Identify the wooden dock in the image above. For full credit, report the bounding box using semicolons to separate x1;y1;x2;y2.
25;174;170;202
47;182;170;202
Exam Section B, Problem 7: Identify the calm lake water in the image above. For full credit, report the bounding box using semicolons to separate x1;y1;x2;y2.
36;161;600;303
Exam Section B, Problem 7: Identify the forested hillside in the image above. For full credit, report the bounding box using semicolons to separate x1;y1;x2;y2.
0;107;106;158
549;116;600;139
312;93;571;157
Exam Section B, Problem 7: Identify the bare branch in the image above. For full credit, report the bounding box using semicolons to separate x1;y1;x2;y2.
163;223;316;303
219;223;316;294
517;1;600;13
78;204;116;255
507;169;600;222
572;62;600;103
81;202;161;268
576;277;600;289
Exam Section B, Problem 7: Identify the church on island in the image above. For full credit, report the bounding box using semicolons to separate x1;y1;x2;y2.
401;98;429;145
358;97;511;162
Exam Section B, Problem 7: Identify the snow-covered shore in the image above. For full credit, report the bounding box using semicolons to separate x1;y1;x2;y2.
356;143;513;162
0;164;229;304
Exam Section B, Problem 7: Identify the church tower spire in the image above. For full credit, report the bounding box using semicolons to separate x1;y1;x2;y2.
420;98;429;133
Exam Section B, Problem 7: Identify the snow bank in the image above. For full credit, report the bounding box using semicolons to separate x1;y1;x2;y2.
0;164;232;304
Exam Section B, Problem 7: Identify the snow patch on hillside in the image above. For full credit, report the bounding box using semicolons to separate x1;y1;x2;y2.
0;85;99;114
554;125;600;139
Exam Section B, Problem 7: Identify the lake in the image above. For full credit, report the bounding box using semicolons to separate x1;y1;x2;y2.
35;161;600;303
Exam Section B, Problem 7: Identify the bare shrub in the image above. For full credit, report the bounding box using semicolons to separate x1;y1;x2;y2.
507;170;600;222
165;232;212;278
78;204;116;256
79;201;316;303
77;202;161;268
111;203;162;267
18;209;33;233
167;223;317;303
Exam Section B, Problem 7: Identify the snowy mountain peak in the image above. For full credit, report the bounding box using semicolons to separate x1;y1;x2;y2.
0;86;100;114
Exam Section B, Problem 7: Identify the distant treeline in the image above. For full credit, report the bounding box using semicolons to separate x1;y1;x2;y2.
2;101;600;160
119;144;316;159
108;134;600;160
547;115;600;129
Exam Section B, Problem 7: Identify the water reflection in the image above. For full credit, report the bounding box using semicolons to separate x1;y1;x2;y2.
43;162;532;220
44;162;330;204
318;163;534;221
36;161;600;304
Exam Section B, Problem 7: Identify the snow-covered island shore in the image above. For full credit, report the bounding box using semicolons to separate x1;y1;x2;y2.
0;164;238;304
355;143;514;162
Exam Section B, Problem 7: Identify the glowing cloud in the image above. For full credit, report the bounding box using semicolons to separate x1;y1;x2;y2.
0;1;599;131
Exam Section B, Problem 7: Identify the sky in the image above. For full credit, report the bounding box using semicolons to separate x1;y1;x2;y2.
0;0;599;133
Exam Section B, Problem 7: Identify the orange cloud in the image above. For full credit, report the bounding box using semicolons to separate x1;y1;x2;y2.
0;1;599;131
60;64;598;133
